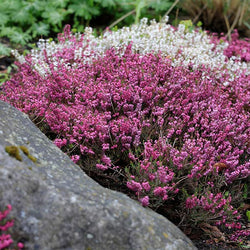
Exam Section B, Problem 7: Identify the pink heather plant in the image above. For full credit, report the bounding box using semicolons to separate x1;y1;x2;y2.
185;192;241;227
0;24;249;244
0;205;24;250
230;229;250;244
211;30;250;63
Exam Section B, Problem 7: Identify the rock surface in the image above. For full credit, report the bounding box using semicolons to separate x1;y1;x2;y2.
0;100;197;250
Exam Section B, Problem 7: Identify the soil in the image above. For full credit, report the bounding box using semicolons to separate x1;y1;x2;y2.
0;56;14;73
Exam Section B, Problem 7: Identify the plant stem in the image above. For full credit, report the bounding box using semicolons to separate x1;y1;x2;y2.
108;10;136;29
162;0;180;21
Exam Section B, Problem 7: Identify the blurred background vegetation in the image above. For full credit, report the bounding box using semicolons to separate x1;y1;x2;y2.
0;0;249;82
0;0;176;56
179;0;249;39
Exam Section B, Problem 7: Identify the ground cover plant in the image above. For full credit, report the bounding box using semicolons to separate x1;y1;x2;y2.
0;18;249;248
0;205;24;249
0;0;122;54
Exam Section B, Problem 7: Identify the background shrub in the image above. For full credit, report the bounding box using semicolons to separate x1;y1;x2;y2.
178;0;250;38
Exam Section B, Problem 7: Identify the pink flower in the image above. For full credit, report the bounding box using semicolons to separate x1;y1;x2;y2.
127;180;142;192
101;155;111;166
0;204;24;250
163;194;168;201
174;188;179;194
148;173;156;181
0;204;11;221
153;187;166;197
54;138;67;148
17;242;24;249
185;197;197;209
102;143;110;150
142;182;151;192
139;196;149;206
96;164;108;171
0;234;13;249
80;145;89;154
0;220;14;231
71;155;80;163
128;152;137;161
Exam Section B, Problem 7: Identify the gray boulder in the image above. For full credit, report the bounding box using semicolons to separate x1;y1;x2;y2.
0;100;197;250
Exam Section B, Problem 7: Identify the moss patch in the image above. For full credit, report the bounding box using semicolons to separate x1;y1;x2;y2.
19;145;29;155
5;145;37;163
5;145;22;161
19;145;37;163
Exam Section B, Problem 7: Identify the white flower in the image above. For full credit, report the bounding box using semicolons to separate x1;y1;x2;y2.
12;17;249;80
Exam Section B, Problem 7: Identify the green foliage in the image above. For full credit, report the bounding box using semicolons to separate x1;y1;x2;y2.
170;19;203;33
0;43;11;56
68;0;100;20
0;0;122;53
246;210;250;222
0;66;12;85
0;0;177;55
29;23;50;38
111;0;175;27
179;19;195;32
243;183;248;199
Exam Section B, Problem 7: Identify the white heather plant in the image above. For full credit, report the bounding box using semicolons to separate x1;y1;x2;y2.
12;17;249;83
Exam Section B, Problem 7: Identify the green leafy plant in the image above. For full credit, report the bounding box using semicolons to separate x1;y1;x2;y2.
0;43;11;56
0;0;127;54
108;0;176;28
179;19;202;32
0;0;179;61
246;210;250;222
0;66;13;85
